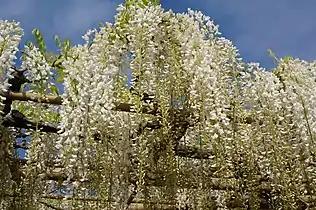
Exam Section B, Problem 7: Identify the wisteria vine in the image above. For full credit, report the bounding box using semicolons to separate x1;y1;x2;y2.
0;0;316;209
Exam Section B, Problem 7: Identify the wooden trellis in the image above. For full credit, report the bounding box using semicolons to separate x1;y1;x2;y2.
1;68;315;209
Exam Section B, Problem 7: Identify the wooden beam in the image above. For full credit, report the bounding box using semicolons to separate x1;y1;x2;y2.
5;91;62;105
4;91;159;115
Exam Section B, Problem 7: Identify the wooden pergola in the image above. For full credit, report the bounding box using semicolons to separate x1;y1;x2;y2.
1;68;314;209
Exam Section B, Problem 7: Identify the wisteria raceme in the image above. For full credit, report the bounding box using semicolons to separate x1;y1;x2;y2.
0;20;23;208
0;20;23;118
1;1;316;209
17;44;58;208
56;27;125;207
21;45;53;91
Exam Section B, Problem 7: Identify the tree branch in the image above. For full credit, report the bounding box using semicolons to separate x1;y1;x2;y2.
125;184;138;210
176;145;212;159
40;194;177;210
3;91;159;115
2;109;58;133
39;200;64;210
1;68;30;116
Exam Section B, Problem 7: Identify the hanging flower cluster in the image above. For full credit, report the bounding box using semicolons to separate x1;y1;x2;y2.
55;1;252;208
0;21;23;209
16;45;59;209
0;20;23;119
1;0;316;209
56;21;127;207
21;45;54;92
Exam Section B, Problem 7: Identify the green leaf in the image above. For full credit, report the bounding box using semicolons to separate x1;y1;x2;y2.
98;22;105;28
63;39;71;53
45;52;56;65
283;56;292;63
39;40;46;52
50;85;59;95
153;0;160;6
268;49;279;63
142;0;149;6
56;77;63;83
32;28;47;55
64;39;70;49
56;65;65;83
32;29;44;45
26;41;34;48
61;38;71;58
52;55;64;67
54;35;61;48
32;29;40;38
125;0;135;7
137;2;145;8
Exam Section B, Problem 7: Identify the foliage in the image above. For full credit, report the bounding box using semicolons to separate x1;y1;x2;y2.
0;0;316;209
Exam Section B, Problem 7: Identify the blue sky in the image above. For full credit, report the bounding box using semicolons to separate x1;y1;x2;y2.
1;0;316;69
